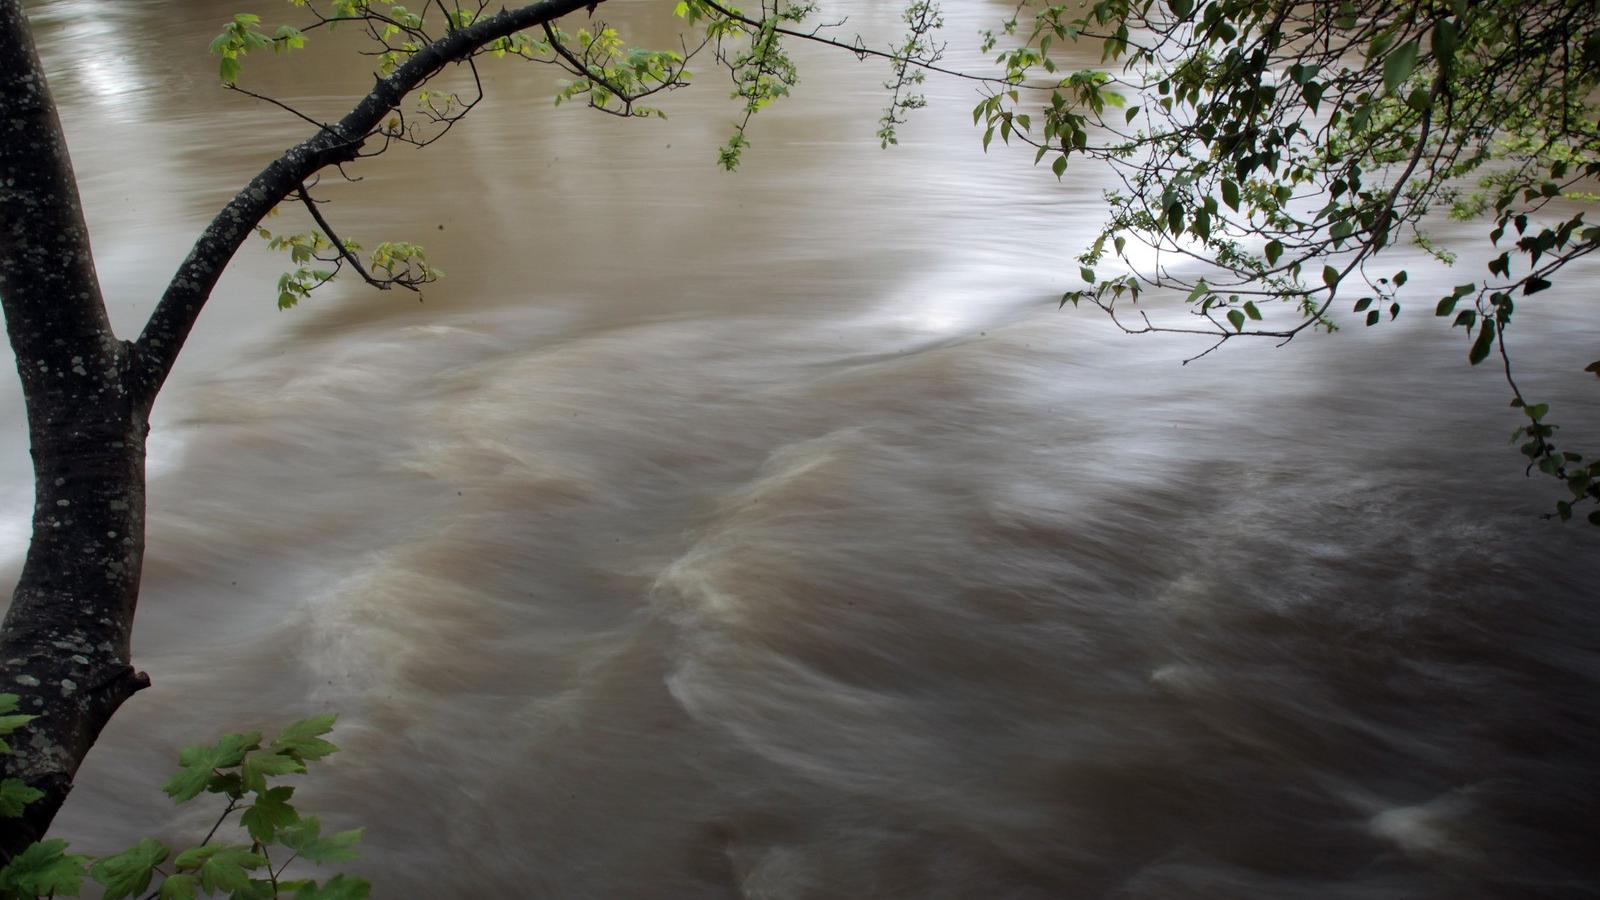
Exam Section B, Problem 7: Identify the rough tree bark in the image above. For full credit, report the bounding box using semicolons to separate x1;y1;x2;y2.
0;0;598;856
0;0;152;851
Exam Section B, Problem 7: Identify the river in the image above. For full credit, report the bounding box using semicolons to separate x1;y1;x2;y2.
4;1;1598;897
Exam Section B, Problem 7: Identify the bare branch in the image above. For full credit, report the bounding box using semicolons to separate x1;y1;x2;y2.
697;0;1017;87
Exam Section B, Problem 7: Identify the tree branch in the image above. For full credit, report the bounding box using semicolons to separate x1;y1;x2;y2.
294;185;416;292
697;0;1016;87
131;0;601;403
0;0;114;368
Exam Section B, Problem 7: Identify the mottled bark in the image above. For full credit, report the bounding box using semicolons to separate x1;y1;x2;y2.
0;0;150;856
0;401;151;854
0;0;601;857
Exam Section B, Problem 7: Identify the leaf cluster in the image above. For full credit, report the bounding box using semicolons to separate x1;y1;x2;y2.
548;24;689;118
977;0;1600;520
209;13;306;84
197;0;1596;519
255;221;442;310
0;708;367;900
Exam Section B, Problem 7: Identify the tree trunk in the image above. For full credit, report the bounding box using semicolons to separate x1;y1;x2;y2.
0;0;598;855
0;0;149;857
0;389;151;855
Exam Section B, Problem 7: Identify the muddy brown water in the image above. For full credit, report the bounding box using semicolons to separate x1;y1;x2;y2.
3;1;1598;897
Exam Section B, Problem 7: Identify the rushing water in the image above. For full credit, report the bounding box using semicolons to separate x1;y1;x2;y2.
4;1;1599;897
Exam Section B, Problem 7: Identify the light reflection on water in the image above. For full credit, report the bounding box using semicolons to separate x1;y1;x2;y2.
4;2;1598;898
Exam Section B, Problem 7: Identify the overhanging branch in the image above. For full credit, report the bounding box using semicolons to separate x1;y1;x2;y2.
294;185;418;293
130;0;600;404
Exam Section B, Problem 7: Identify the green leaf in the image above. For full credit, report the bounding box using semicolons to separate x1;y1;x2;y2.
278;817;364;865
1526;403;1550;422
208;771;245;799
1431;18;1459;65
1322;264;1340;289
1383;40;1419;94
164;732;262;803
1243;300;1262;321
1264;240;1283;265
0;839;90;897
231;878;279;900
1365;309;1380;327
1052;155;1067;179
241;786;300;843
274;25;307;51
1227;309;1245;331
1302;80;1324;112
91;838;170;900
0;708;34;754
1221;179;1239;212
160;873;200;900
241;749;305;794
1469;320;1496;365
1585;360;1600;379
1079;266;1096;285
295;874;373;900
1435;296;1458;316
173;845;266;895
0;778;43;817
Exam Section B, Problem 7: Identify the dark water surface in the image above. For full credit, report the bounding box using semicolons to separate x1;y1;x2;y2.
3;1;1598;897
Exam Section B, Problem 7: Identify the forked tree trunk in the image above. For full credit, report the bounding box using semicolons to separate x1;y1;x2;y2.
0;0;151;856
0;0;599;857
